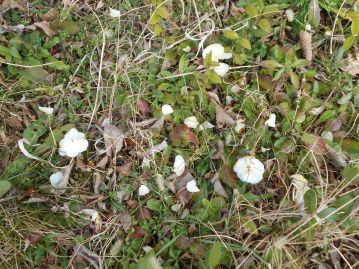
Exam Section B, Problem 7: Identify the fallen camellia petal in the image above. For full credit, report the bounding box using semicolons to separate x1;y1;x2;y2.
38;106;54;115
265;113;276;128
199;121;215;131
59;128;89;158
233;156;265;184
173;155;186;176
203;43;232;62
186;180;200;193
109;8;121;18
162;104;174;115
50;171;63;187
212;62;230;77
138;184;150;196
184;116;199;129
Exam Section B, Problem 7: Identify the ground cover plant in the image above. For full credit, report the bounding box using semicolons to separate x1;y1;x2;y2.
0;0;359;268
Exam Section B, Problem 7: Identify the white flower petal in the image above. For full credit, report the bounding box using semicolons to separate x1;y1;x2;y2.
39;106;54;115
58;128;89;158
109;8;121;18
233;156;265;184
186;180;200;193
138;184;150;196
202;43;232;62
199;121;215;131
265;113;276;128
173;155;185;176
230;84;240;93
162;104;174;115
184;116;199;128
50;171;63;187
235;119;246;133
79;209;99;222
212;63;230;77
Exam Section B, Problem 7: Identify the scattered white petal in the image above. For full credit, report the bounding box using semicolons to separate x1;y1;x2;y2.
142;157;151;169
50;171;63;188
186;180;200;193
233;156;265;184
212;63;230;77
173;155;186;176
109;8;121;18
235;119;246;133
138;184;150;196
321;131;333;142
182;46;191;52
230;84;240;93
184;116;199;128
285;9;294;22
225;95;233;106
203;43;232;62
79;209;99;222
39;106;54;115
199;121;215;131
305;24;312;31
265;113;276;128
162;104;174;115
143;246;152;253
59;128;89;158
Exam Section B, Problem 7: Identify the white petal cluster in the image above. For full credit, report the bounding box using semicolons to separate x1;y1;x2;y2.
173;155;185;176
233;156;265;184
49;171;64;188
109;8;121;18
186;180;200;193
59;128;89;158
138;184;150;196
39;106;54;115
162;104;174;115
184;116;199;128
203;44;232;77
265;113;276;128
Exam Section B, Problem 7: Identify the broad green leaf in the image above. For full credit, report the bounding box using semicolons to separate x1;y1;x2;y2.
351;12;359;36
46;57;69;70
241;217;258;234
223;30;238;39
258;18;272;33
238;37;251;49
146;199;162;211
260;60;283;68
334;192;355;218
156;6;170;19
148;13;161;24
341;139;359;158
317;207;337;223
245;4;258;17
178;54;189;72
341;218;358;233
207;70;222;84
304;188;317;213
137;250;162;269
43;36;61;49
343;36;357;52
0;45;11;57
0;180;11;197
291;59;309;68
337;93;352;104
208;241;222;267
308;0;320;28
153;24;162;36
10;47;21;59
317;110;336;123
341;166;359;184
18;67;48;83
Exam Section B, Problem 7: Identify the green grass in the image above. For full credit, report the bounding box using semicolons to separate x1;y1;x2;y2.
0;0;359;268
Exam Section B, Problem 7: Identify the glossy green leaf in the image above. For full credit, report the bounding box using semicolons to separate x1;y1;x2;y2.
208;241;222;267
304;189;317;213
223;30;238;39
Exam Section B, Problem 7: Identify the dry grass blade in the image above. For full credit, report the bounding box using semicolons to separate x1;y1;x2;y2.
299;31;312;62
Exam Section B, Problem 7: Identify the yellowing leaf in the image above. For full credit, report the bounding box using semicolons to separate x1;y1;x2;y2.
156;6;170;19
223;29;238;39
245;3;258;17
239;37;251;49
258;18;272;33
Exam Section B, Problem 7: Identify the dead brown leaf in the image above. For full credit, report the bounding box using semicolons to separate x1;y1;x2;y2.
73;245;102;269
129;226;146;239
341;55;359;76
136;207;152;221
103;122;124;157
41;8;58;21
119;212;131;232
170;124;199;146
212;140;224;160
116;162;132;176
34;21;56;37
299;30;312;62
137;98;152;115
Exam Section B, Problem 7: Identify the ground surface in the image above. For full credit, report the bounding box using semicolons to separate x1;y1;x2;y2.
0;0;359;268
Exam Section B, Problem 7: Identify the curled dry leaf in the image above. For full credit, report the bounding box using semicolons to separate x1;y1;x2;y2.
116;162;132;176
103;122;124;157
73;245;102;269
341;55;359;76
212;140;224;160
34;21;56;37
96;155;109;169
137;98;152;115
299;31;312;62
41;8;58;21
51;162;74;193
214;179;228;198
207;92;236;128
151;114;165;131
170;124;199;146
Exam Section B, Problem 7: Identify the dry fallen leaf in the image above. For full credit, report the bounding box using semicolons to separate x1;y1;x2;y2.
299;30;312;62
103;122;124;157
116;162;132;176
212;140;224;160
41;8;58;21
73;245;102;269
207;92;236;128
34;21;56;37
119;211;131;232
137;98;152;115
341;55;359;76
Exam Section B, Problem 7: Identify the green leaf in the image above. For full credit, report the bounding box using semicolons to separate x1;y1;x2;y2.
207;70;222;84
351;12;359;36
19;67;48;83
341;139;359;158
245;3;258;17
308;0;320;28
343;36;357;52
156;6;170;19
148;13;161;24
317;207;337;223
304;189;317;213
291;59;309;68
241;217;258;234
0;45;11;57
260;60;283;68
238;37;251;49
337;93;352;104
137;250;162;269
196;156;210;176
43;36;60;49
258;18;272;33
317;110;336;123
223;30;238;39
178;54;189;72
208;241;222;267
146;199;162;211
153;24;162;36
341;166;359;184
0;180;11;197
50;21;80;35
10;47;21;59
334;192;355;218
46;56;69;70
